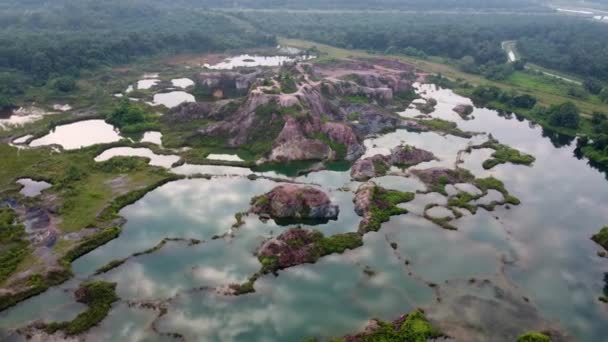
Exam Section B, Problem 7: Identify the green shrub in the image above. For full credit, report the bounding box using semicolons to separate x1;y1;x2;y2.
516;332;552;342
316;233;363;255
44;281;119;335
592;226;608;251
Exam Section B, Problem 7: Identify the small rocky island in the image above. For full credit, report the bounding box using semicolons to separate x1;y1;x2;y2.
351;145;436;181
250;184;339;223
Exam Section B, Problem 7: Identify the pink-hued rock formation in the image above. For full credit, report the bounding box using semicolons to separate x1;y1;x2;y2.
256;228;322;269
350;145;436;181
250;184;339;221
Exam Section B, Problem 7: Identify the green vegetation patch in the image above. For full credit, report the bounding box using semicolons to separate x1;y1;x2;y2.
0;269;72;312
447;192;478;214
106;100;158;134
469;137;535;170
516;332;552;342
279;72;298;94
333;309;443;342
344;95;370;104
0;208;30;283
315;232;363;255
43;281;119;335
592;226;608;251
362;186;415;233
61;227;122;266
311;132;347;160
415;118;473;138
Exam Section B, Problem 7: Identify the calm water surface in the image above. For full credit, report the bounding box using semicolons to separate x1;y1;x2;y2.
3;85;608;341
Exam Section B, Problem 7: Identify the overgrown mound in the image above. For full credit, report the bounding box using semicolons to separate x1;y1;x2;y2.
592;226;608;251
338;309;444;342
355;181;415;233
256;228;363;273
230;228;362;294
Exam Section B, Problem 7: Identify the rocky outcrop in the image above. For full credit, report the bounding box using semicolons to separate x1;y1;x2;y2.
389;145;436;167
354;181;376;217
351;155;390;181
269;116;334;162
196;69;261;99
250;184;339;222
351;145;436;181
256;228;322;269
164;99;237;124
166;58;425;163
326;79;393;104
453;104;474;118
346;103;402;136
321;122;365;160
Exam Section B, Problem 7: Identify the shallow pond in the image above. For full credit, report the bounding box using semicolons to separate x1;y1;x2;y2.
5;84;608;341
206;154;245;162
0;107;57;130
137;79;159;90
95;147;180;168
16;178;52;197
204;54;313;70
29;120;122;150
152;91;195;108
171;78;195;89
140;131;163;145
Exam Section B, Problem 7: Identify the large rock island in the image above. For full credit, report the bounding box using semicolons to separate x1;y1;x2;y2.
250;184;339;223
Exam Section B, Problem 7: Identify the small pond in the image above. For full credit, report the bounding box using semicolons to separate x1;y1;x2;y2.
152;91;195;108
29;120;122;150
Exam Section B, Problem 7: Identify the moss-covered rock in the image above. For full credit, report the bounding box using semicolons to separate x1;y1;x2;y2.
592;226;608;251
355;182;415;233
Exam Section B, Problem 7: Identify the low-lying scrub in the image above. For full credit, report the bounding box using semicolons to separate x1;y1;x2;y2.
334;308;444;342
0;208;30;283
516;332;553;342
42;281;119;335
363;186;414;233
592;226;608;251
469;137;535;170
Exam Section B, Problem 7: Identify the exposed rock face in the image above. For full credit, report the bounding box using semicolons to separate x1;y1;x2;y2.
346;103;401;136
351;145;436;181
351;155;390;181
321;122;365;160
389;145;436;167
165;58;424;163
250;184;339;221
164;100;236;124
354;181;376;218
196;70;261;98
328;79;393;104
256;228;322;269
270;116;334;162
453;104;474;118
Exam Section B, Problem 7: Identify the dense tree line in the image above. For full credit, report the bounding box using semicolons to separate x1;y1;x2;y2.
236;11;608;81
0;0;275;109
